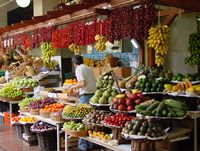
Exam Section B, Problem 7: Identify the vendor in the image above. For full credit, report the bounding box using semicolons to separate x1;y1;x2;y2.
68;54;96;151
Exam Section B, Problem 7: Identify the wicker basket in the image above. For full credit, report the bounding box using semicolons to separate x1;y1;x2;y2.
111;128;128;144
40;110;50;118
29;109;40;115
33;58;43;69
3;54;11;60
131;140;156;151
35;129;57;151
20;107;28;113
4;96;24;102
50;112;63;122
14;55;23;61
22;55;32;62
21;87;33;93
64;129;88;137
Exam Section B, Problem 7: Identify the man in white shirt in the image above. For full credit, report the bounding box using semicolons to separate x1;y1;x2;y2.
69;55;96;150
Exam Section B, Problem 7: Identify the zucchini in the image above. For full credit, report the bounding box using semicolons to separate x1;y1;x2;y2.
146;101;160;111
157;102;165;114
164;99;187;110
143;111;154;116
166;106;176;117
172;108;186;117
152;108;157;115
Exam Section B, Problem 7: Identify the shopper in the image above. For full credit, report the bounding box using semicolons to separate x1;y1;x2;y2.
68;55;96;151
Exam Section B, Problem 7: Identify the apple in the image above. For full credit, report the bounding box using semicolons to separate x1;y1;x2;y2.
118;104;126;111
112;97;118;104
113;104;119;110
128;93;137;100
127;105;134;111
118;98;126;104
136;92;143;98
126;98;132;106
135;99;142;105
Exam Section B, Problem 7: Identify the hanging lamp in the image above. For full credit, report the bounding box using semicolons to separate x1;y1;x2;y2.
16;0;30;8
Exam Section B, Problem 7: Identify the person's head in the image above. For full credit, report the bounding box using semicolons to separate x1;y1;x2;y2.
72;55;83;67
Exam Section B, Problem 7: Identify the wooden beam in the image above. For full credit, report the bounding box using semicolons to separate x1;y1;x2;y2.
95;8;112;15
158;0;200;12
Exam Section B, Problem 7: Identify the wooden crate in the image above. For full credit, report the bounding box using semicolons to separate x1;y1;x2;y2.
113;67;131;78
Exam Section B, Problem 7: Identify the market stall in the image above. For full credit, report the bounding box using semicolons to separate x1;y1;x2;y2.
0;0;199;151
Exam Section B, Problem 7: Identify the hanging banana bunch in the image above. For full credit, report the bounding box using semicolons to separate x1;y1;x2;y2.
94;35;107;52
41;42;57;69
69;43;82;54
147;25;170;67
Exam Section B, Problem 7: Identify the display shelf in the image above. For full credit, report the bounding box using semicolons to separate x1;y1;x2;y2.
20;112;64;151
167;92;200;98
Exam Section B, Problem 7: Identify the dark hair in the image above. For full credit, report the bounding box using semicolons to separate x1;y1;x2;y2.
72;55;83;65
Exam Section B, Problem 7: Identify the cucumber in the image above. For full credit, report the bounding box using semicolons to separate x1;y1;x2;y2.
157;102;165;114
162;108;167;116
166;106;176;117
164;99;187;110
136;103;151;112
172;108;186;117
146;101;160;111
152;108;157;115
143;111;154;116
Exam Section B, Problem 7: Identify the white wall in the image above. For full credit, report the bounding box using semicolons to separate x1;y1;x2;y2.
164;13;198;74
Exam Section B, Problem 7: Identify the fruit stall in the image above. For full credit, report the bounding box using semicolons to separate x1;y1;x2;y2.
0;0;200;151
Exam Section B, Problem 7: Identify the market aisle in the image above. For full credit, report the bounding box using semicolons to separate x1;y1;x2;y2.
0;125;39;151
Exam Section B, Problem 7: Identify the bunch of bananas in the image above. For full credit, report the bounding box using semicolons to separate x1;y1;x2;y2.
172;80;192;92
187;84;200;94
69;43;81;54
41;42;57;69
148;25;169;67
185;32;200;66
94;35;107;52
84;58;94;67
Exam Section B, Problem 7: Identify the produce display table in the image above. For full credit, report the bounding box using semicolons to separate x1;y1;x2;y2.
21;112;64;151
0;99;21;127
64;132;131;151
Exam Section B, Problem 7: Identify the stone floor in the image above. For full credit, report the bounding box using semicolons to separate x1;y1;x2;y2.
0;125;40;151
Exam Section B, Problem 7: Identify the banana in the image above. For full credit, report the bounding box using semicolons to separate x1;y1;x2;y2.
69;43;82;54
94;35;107;52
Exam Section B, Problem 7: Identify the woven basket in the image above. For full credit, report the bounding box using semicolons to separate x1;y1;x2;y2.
40;110;50;118
29;109;40;115
4;96;24;102
14;55;23;61
131;140;156;151
50;112;63;122
22;55;32;62
33;58;43;69
64;129;88;137
20;107;28;113
3;54;11;60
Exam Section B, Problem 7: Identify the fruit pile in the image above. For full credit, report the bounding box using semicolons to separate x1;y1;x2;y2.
83;58;95;67
31;121;55;131
64;79;77;85
88;130;111;141
0;85;24;99
12;116;22;123
136;99;187;117
40;103;65;112
63;121;87;131
185;32;200;66
62;104;93;119
148;25;169;67
110;91;148;112
29;97;57;109
83;110;112;125
186;84;200;94
103;113;134;127
69;43;81;54
19;117;37;123
134;77;164;92
122;118;165;138
9;77;38;88
172;73;200;82
96;72;114;89
41;42;57;70
171;80;192;92
18;97;37;108
90;88;118;104
94;35;107;52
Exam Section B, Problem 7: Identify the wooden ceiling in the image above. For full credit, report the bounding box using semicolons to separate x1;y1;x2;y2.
0;0;199;36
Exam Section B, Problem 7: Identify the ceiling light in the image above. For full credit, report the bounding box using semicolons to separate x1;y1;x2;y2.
16;0;30;8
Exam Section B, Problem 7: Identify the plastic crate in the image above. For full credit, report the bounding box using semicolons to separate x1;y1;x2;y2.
23;123;34;136
4;112;18;126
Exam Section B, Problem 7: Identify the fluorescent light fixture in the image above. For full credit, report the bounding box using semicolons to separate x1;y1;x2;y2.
131;39;140;49
16;0;30;8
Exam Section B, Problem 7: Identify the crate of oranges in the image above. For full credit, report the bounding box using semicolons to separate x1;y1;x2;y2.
40;103;65;118
63;79;77;86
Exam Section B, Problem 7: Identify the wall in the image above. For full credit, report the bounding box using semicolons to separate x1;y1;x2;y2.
0;10;7;27
164;13;198;74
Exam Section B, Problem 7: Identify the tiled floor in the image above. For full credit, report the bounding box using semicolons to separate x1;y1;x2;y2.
0;125;39;151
